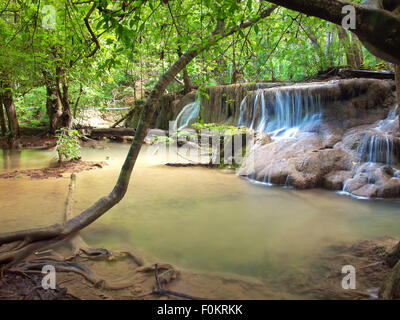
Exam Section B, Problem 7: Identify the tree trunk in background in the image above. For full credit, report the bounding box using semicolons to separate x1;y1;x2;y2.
59;75;73;129
73;83;83;118
1;81;20;141
177;48;192;94
45;83;62;134
231;35;238;84
350;34;364;68
182;68;192;94
325;26;334;67
0;94;7;136
337;27;363;69
45;68;72;134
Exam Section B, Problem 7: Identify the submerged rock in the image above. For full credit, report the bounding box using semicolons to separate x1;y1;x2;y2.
323;170;354;190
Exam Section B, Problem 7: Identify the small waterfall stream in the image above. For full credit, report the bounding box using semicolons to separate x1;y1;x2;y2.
342;105;399;196
238;86;323;139
356;106;398;165
173;99;200;131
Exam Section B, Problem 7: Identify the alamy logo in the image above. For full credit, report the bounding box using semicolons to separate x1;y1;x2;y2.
341;5;356;30
41;264;56;290
341;265;356;289
42;5;56;30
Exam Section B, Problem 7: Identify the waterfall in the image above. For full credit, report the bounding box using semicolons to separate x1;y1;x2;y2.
173;100;200;131
238;87;323;138
342;105;399;195
357;134;395;165
357;106;398;165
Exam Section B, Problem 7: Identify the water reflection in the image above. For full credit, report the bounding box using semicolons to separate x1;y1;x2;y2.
1;148;21;171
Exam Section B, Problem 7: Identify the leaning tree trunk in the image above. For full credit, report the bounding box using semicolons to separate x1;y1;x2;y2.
0;5;277;267
0;94;7;136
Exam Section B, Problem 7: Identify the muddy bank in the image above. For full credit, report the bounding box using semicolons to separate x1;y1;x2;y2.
0;240;287;300
269;236;399;300
1;236;398;300
0;133;56;150
0;160;107;179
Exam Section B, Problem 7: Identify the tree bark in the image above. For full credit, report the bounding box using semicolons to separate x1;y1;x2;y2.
325;26;335;67
0;94;7;136
45;82;62;134
337;27;363;69
265;0;400;64
73;83;83;118
59;74;73;129
0;5;277;267
1;80;20;141
350;34;364;68
182;68;192;94
177;48;192;94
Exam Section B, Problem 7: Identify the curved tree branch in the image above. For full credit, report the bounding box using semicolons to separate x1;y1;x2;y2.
84;3;100;58
266;0;400;64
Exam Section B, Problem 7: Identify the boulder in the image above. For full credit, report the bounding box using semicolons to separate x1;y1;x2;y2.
323;170;354;191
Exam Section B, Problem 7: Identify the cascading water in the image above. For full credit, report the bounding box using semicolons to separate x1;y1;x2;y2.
173;99;200;131
356;106;398;165
238;87;323;139
342;105;399;196
357;134;395;165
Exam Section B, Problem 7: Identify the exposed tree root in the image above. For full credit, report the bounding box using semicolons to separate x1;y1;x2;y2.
0;173;146;292
152;263;205;300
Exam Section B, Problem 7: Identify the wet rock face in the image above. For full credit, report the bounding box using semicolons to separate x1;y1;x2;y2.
237;78;400;198
342;163;400;198
241;79;396;132
153;91;197;130
240;133;352;189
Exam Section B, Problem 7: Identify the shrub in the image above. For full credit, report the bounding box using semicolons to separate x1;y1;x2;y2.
55;128;82;163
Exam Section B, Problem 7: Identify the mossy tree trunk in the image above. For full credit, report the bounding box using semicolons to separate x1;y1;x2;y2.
45;82;63;135
57;72;73;129
1;79;20;144
337;27;363;69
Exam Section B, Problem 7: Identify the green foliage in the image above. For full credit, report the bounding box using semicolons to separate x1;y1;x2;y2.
14;87;47;127
0;0;393;134
55;128;82;162
192;122;247;135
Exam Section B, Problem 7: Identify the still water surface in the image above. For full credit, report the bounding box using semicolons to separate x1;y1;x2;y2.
1;143;400;284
